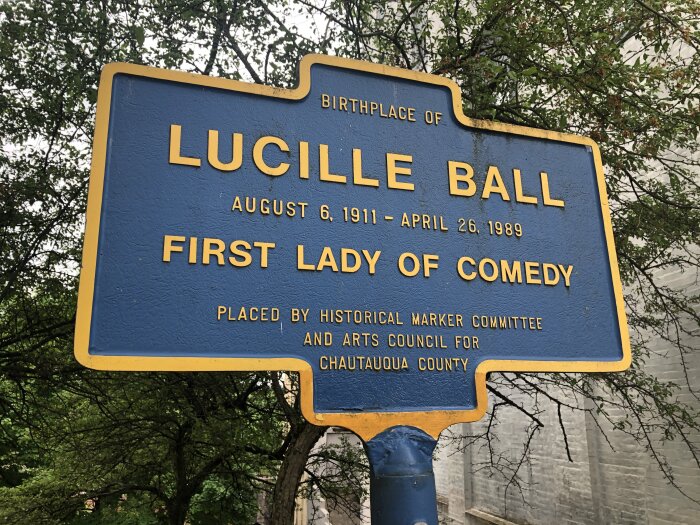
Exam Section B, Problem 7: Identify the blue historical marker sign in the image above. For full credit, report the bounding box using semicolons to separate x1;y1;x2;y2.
75;55;630;440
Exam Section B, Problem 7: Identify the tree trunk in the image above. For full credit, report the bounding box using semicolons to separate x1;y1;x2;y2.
268;422;326;525
167;497;189;525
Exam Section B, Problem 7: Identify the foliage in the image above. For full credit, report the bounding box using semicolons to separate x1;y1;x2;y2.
0;369;284;524
0;0;698;522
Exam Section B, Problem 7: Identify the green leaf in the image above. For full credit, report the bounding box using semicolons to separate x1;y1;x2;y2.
133;26;144;46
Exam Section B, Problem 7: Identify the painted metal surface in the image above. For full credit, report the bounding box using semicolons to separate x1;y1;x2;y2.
75;55;630;440
365;426;438;525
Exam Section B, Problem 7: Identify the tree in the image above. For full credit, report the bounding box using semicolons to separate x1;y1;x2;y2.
0;369;286;525
1;0;698;522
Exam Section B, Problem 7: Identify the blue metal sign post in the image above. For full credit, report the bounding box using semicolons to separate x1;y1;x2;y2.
365;426;439;524
75;55;630;521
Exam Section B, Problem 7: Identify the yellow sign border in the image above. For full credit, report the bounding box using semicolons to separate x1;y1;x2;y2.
74;54;631;441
